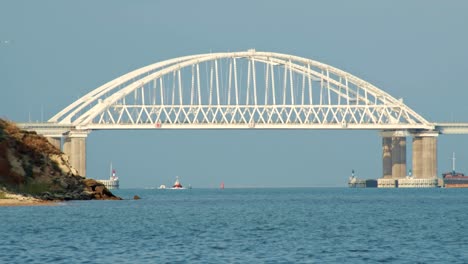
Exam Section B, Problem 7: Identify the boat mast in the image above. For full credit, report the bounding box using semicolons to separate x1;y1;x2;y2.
452;152;456;174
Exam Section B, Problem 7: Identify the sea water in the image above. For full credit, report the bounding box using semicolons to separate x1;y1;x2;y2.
1;188;468;263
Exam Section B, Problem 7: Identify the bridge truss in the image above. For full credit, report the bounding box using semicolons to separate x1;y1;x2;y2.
49;50;433;130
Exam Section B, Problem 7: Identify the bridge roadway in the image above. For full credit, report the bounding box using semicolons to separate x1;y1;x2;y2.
434;123;468;134
17;122;468;134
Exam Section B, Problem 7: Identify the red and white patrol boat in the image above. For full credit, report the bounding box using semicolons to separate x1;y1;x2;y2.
170;176;186;189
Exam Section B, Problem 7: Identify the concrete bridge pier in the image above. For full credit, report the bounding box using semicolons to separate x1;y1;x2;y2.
63;130;89;177
392;136;407;179
382;136;393;179
411;136;422;178
379;130;439;187
379;131;438;188
412;132;438;179
46;136;62;150
379;131;407;187
395;131;439;187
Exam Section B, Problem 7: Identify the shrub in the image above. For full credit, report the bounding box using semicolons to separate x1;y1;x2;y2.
18;182;50;195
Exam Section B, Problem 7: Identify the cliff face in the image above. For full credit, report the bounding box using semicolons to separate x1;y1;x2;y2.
0;119;121;201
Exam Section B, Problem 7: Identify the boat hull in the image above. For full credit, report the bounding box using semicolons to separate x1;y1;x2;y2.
445;184;468;188
443;171;468;188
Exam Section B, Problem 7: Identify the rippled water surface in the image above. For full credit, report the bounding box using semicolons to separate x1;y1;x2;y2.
2;188;468;263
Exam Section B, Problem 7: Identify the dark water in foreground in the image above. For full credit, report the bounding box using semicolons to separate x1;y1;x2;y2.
2;188;468;263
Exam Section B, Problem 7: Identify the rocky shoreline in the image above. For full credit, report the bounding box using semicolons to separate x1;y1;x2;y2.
0;119;121;203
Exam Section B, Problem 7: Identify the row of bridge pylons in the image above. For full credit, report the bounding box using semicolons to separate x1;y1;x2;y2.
379;130;439;187
42;128;440;188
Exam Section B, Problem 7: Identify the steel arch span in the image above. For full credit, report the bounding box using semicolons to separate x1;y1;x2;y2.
50;50;433;130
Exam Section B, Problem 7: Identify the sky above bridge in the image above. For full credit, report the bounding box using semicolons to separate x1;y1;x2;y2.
1;0;468;188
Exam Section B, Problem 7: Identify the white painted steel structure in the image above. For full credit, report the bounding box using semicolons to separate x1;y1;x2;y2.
435;123;468;134
49;50;434;131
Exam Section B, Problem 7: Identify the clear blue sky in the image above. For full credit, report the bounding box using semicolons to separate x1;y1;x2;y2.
1;0;468;188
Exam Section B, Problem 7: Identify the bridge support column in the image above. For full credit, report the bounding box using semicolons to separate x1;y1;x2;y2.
412;137;423;178
46;136;62;150
392;137;406;179
382;136;393;179
380;131;407;179
63;137;71;158
378;131;408;188
63;130;89;177
421;134;438;179
412;133;438;179
397;132;439;187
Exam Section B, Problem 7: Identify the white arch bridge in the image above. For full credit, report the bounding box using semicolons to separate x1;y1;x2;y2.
18;50;468;186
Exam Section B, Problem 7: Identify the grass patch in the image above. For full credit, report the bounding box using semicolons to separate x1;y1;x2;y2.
0;191;7;199
17;182;50;195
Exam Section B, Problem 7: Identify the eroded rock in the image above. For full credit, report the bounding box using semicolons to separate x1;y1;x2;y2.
0;119;122;201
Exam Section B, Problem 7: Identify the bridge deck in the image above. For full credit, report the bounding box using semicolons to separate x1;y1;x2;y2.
435;123;468;134
16;122;468;134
